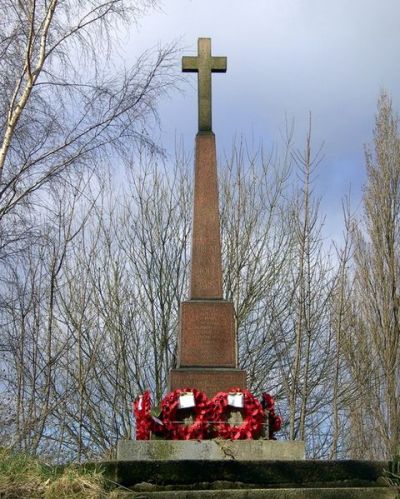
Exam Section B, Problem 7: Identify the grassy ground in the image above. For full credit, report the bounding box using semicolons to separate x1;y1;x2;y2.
0;448;131;498
384;453;400;497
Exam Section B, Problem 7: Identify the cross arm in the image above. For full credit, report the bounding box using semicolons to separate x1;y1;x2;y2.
182;56;198;72
211;57;227;73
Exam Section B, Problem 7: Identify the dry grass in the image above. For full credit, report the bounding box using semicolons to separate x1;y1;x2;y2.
0;447;47;498
0;448;115;498
44;466;106;499
383;451;400;497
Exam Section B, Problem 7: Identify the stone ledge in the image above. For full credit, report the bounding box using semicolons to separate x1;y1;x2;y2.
169;368;247;396
116;440;305;461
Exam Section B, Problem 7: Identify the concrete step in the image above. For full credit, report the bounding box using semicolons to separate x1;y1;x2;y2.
116;487;397;498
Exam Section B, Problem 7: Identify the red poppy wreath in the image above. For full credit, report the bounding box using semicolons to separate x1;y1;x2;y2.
209;387;264;440
132;391;153;440
160;388;209;440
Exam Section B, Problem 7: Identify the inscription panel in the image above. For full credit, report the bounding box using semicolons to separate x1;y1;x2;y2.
179;301;236;367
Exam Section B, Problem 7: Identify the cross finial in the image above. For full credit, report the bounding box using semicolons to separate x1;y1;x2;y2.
182;38;227;132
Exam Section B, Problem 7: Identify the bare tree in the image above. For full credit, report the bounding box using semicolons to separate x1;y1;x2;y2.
263;117;336;457
344;92;400;459
0;171;94;457
219;136;293;395
326;197;356;459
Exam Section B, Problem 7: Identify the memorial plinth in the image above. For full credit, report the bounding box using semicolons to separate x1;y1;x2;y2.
117;440;305;461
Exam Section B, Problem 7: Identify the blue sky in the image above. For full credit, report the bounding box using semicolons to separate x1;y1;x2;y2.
121;0;400;242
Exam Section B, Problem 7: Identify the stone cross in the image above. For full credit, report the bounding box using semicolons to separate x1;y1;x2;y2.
170;38;246;396
182;38;227;132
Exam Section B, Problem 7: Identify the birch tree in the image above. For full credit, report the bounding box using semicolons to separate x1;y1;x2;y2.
0;0;177;263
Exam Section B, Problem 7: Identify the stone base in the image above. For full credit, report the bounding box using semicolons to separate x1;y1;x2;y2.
169;367;247;397
116;439;305;461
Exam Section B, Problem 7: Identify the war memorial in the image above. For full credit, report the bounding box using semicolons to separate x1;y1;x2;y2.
103;38;395;498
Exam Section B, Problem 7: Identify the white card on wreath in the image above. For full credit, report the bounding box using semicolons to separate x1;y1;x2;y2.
228;392;244;408
137;396;143;411
179;392;195;409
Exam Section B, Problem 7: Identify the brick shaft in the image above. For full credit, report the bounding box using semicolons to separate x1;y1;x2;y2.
190;132;223;299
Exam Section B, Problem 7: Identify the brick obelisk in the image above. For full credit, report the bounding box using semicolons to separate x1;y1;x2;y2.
170;38;246;396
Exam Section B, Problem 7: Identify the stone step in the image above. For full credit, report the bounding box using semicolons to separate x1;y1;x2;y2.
96;459;390;488
118;487;397;498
